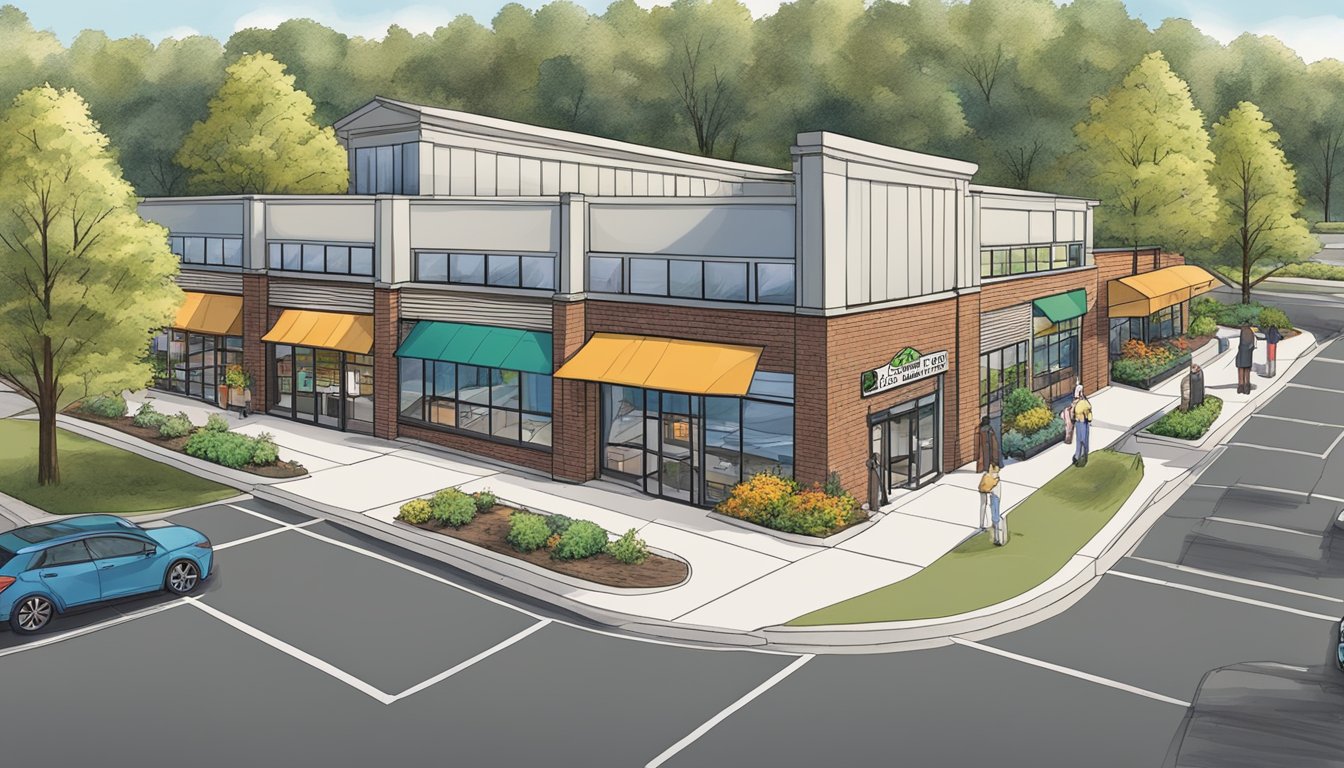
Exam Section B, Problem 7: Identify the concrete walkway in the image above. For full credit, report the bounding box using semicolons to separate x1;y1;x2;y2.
1;327;1317;650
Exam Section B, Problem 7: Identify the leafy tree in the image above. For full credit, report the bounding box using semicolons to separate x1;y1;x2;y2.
1210;102;1318;303
176;52;347;194
1070;52;1219;270
0;86;181;485
1301;60;1344;221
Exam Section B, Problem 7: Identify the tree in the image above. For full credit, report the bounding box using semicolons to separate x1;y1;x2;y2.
176;52;347;194
657;0;754;158
1210;102;1318;303
1071;52;1219;272
0;85;181;485
1302;60;1344;221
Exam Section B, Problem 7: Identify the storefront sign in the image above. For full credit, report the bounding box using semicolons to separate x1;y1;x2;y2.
861;347;948;397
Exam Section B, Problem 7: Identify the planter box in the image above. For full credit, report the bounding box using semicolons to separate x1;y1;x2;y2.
1111;353;1192;390
1007;429;1064;461
227;388;251;408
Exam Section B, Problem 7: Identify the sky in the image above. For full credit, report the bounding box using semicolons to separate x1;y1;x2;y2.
16;1;1344;63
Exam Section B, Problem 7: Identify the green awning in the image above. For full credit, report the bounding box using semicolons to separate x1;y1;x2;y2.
1033;289;1088;323
395;321;553;374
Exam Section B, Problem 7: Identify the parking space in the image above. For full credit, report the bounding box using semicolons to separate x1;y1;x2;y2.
1259;386;1344;427
160;502;283;546
1287;360;1344;392
1190;445;1324;493
1232;416;1342;456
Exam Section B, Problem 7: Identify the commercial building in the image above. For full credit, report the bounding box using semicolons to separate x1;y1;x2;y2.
139;97;1212;510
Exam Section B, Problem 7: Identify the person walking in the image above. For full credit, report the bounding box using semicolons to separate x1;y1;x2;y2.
1072;390;1092;467
1236;324;1256;394
978;463;998;532
1264;325;1283;378
976;416;1000;473
988;466;1008;546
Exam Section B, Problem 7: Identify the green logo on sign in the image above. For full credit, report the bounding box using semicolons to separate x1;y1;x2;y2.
889;347;921;368
861;370;878;393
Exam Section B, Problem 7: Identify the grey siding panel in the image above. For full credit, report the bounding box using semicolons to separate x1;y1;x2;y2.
268;281;374;313
398;289;553;331
175;270;243;294
980;303;1032;352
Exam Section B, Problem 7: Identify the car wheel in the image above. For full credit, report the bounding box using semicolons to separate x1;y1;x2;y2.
164;560;201;595
10;595;55;635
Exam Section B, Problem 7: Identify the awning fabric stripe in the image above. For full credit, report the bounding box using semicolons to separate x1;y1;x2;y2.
174;292;243;336
1032;289;1089;324
553;333;762;396
261;310;374;355
1107;265;1218;318
394;321;553;375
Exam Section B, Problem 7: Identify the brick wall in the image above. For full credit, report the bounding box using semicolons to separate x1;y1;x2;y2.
398;422;554;475
584;301;798;372
980;269;1108;395
241;274;269;408
372;287;399;440
552;300;595;483
792;315;828;488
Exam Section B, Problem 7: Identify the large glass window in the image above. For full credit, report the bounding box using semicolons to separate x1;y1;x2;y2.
669;260;703;299
1033;317;1082;403
981;242;1086;279
704;261;748;301
450;253;486;284
589;256;624;293
586;255;788;305
150;329;242;406
169;235;243;268
397;357;553;449
979;341;1029;418
630;259;669;296
267;242;375;277
354;143;420;195
755;263;795;304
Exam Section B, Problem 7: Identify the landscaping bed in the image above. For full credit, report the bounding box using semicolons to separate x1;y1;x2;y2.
1000;387;1064;460
715;472;867;537
398;488;687;589
67;396;306;478
1146;395;1223;440
1110;339;1192;390
788;450;1145;625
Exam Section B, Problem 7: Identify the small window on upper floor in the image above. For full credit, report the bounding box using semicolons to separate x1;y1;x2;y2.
354;143;420;195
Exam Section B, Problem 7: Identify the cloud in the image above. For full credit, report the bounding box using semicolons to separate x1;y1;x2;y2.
1187;12;1344;63
153;25;202;41
232;4;469;38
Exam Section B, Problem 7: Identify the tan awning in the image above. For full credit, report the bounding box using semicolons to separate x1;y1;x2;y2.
554;333;761;396
1107;265;1218;318
174;292;243;336
262;310;374;354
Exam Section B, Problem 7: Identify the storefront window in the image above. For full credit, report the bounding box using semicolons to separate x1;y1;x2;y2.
980;341;1029;418
149;329;240;405
1033;317;1081;404
397;359;553;448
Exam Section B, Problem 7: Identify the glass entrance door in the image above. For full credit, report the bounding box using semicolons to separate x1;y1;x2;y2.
885;414;913;491
315;349;342;428
293;346;317;423
650;393;701;504
871;391;941;500
917;400;938;485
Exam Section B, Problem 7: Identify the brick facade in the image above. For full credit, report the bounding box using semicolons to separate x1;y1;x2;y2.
552;299;595;483
372;287;399;440
980;268;1108;397
240;274;269;408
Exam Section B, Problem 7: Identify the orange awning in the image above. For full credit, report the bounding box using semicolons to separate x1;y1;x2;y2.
1107;265;1218;318
554;333;761;395
174;292;243;336
262;310;374;355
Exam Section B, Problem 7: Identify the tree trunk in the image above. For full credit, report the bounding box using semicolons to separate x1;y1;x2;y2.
37;336;59;486
1241;250;1252;305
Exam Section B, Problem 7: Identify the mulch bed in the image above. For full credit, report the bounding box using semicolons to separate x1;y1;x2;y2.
66;411;308;479
411;505;688;589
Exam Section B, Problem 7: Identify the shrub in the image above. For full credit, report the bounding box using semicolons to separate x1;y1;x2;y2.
398;499;433;525
1256;306;1293;330
472;489;498;514
1191;297;1222;320
823;471;845;497
429;488;476;528
131;402;166;429
1312;221;1344;234
1147;396;1223;440
223;364;252;390
1012;406;1054;436
251;433;279;465
716;472;797;526
507;512;551;552
157;413;195;439
1002;387;1044;428
81;394;127;419
1003;415;1065;457
607;528;650;565
184;430;258;468
1188;315;1218;338
772;487;863;536
1277;261;1344;280
1220;302;1262;328
543;513;574;536
204;413;231;433
552;520;609;560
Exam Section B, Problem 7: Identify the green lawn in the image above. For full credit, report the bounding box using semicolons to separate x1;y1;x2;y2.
789;450;1145;626
0;419;235;515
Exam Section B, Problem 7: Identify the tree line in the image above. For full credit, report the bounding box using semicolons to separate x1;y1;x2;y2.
1;0;1341;222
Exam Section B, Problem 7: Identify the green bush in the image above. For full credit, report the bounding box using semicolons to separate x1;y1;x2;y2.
1277;262;1344;281
184;430;258;468
472;489;498;514
823;471;845;497
1147;396;1224;440
1312;221;1344;234
430;488;476;528
1003;416;1065;457
1191;297;1222;320
1220;302;1263;328
607;528;650;565
204;413;231;433
1188;315;1218;338
552;520;609;560
398;499;433;525
1256;306;1293;330
157;413;195;439
1013;406;1054;436
543;513;574;536
81;394;127;419
251;433;279;465
131;402;166;429
507;512;551;552
1111;352;1191;387
1001;387;1044;428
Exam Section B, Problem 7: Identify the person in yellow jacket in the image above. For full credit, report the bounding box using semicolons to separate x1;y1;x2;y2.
1072;391;1093;467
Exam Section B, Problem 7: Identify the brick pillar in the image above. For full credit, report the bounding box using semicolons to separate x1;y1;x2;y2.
242;274;269;409
947;291;981;472
792;314;829;488
373;287;400;440
551;299;595;482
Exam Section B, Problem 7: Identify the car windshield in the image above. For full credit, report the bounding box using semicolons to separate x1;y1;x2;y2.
8;523;78;544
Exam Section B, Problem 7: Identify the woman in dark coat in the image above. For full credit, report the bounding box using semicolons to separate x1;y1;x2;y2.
1236;324;1255;394
976;416;1000;472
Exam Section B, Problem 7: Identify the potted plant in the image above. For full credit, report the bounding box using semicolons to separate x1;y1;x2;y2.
224;364;253;412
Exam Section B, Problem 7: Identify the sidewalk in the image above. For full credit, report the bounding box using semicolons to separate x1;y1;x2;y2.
5;327;1318;650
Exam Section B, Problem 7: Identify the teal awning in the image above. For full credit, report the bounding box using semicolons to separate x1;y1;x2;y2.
1033;289;1088;323
395;321;553;374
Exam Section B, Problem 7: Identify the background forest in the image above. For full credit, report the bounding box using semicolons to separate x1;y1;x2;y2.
0;0;1340;223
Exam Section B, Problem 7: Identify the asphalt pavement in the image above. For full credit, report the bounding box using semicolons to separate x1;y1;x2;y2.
3;299;1344;767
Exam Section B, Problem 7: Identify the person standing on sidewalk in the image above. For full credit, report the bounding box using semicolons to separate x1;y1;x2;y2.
976;416;1000;473
988;466;1008;546
1236;324;1255;394
1264;325;1282;378
978;463;999;532
1072;391;1092;467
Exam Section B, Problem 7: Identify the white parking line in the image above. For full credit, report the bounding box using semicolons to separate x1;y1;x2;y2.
1124;556;1344;605
391;620;552;702
1108;570;1339;622
0;598;189;660
951;637;1189;707
1288;383;1344;395
1205;515;1322;538
1251;413;1333;426
645;654;813;768
1226;442;1325;459
185;598;396;705
213;517;323;551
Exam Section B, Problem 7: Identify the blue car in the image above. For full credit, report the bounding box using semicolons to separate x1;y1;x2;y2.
0;515;213;635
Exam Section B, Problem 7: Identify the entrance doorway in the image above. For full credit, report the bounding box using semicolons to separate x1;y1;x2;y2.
268;344;374;434
869;391;941;507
